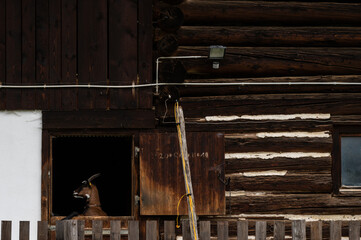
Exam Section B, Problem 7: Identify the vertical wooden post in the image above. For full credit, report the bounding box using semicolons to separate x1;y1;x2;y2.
128;221;139;240
237;221;248;240
292;220;306;240
217;221;229;240
38;221;48;240
199;221;210;240
64;220;77;240
274;221;285;240
310;221;322;240
164;221;176;240
92;220;103;240
55;221;65;240
330;221;342;240
349;221;360;240
182;220;192;240
110;220;121;240
255;221;267;240
146;221;158;240
77;220;85;240
175;104;199;240
1;221;12;240
19;221;30;240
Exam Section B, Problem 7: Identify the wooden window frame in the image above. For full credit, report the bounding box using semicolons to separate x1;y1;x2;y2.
332;125;361;196
42;131;139;224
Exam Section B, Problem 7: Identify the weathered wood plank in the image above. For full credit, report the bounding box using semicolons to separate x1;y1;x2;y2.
1;221;11;240
225;137;332;153
109;0;138;109
146;221;158;240
292;220;306;240
199;221;210;240
330;221;342;240
0;0;5;109
274;221;285;240
228;193;361;215
38;221;48;240
218;221;229;240
156;27;361;47
49;0;62;110
226;157;332;174
177;1;361;26
110;220;121;240
310;221;322;240
349;221;360;240
128;221;139;240
174;47;361;78
21;0;36;109
36;0;49;109
92;220;103;240
65;220;77;240
6;0;22;109
255;221;266;240
61;0;77;110
229;174;332;192
56;221;65;240
237;221;248;240
182;220;192;240
77;220;85;240
78;0;107;109
164;221;175;240
20;221;30;240
43;110;155;129
138;0;153;109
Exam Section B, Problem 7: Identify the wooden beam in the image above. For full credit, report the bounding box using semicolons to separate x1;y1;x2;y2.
43;110;155;129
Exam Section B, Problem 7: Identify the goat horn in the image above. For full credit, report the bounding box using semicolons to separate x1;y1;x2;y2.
88;173;101;182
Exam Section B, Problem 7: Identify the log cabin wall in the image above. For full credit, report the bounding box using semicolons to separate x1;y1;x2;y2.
154;0;361;218
0;0;152;110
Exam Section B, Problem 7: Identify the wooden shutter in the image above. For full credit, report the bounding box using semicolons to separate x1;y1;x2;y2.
140;132;225;215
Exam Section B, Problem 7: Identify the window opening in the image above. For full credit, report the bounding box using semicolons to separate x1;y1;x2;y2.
341;136;361;187
52;136;132;216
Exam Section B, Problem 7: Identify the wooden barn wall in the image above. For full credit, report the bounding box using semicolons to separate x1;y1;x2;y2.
153;0;361;218
0;0;152;110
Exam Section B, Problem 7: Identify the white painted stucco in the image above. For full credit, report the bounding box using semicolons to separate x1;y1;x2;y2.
0;111;42;240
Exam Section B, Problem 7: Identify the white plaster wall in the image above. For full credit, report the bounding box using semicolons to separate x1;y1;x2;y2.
0;111;42;240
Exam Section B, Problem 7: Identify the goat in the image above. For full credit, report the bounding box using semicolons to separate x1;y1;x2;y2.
71;173;107;217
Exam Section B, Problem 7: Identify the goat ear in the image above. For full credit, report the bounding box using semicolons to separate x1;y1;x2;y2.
88;173;101;182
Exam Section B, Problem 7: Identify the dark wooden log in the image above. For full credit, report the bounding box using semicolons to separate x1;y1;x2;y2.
0;0;5;109
21;0;36;109
157;35;179;56
177;1;361;26
155;27;361;47
179;93;361;117
174;47;361;78
229;174;332;192
225;157;331;175
227;193;361;215
159;60;187;83
159;0;185;5
6;0;22;109
225;137;332;153
61;0;77;110
177;75;361;97
155;6;184;32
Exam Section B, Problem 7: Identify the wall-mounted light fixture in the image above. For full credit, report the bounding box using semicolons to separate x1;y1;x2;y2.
209;45;226;69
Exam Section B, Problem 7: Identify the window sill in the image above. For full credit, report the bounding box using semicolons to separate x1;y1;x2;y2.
335;188;361;197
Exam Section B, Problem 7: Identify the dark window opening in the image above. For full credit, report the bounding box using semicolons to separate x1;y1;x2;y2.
341;136;361;187
52;136;132;216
